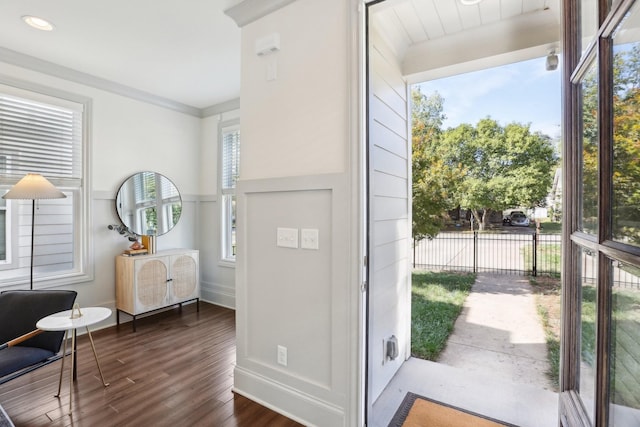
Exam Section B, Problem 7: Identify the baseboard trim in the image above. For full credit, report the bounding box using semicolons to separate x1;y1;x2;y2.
200;284;235;309
233;366;345;427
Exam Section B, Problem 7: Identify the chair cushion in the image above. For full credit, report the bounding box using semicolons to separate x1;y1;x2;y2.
0;346;55;377
0;290;77;353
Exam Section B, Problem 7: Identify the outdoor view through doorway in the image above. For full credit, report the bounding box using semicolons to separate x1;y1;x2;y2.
372;57;563;427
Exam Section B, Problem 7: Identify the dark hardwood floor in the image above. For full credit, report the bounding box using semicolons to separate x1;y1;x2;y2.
0;302;303;427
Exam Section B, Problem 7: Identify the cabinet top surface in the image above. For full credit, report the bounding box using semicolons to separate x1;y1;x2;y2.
117;249;198;259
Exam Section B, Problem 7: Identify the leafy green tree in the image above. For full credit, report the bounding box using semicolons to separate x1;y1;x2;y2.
612;44;640;243
579;43;640;243
581;63;599;233
412;88;457;240
438;118;557;229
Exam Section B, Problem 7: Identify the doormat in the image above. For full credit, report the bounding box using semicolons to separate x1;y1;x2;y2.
388;392;519;427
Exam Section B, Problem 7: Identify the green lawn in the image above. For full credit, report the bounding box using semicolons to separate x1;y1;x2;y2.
531;276;640;406
530;277;562;389
537;220;561;234
411;271;475;360
522;242;561;277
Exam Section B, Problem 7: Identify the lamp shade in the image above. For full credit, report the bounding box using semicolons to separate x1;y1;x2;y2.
3;173;66;200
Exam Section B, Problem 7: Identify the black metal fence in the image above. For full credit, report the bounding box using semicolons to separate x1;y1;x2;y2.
413;231;640;289
412;231;561;276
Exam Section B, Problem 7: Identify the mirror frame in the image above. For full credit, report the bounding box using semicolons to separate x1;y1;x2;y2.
115;171;182;236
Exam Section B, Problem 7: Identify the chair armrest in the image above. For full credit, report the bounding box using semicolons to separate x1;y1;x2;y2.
0;330;43;351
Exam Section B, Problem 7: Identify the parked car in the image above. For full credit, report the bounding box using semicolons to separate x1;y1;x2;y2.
503;210;524;225
509;212;530;227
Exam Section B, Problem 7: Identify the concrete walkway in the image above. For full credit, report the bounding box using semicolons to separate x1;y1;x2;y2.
437;272;553;390
372;272;558;426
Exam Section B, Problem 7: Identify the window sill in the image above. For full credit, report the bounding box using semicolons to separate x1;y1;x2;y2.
218;259;236;269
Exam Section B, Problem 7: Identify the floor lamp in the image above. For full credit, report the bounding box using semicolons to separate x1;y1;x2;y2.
2;173;66;290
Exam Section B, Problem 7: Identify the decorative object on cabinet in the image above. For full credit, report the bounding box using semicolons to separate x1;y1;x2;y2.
107;223;138;242
115;171;182;237
115;249;199;332
2;174;66;290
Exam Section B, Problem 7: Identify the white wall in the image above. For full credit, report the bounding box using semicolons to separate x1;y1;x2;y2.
0;61;230;319
239;1;347;180
232;0;362;425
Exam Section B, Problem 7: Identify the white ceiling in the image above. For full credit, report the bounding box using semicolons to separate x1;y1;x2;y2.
0;0;242;111
371;0;561;83
0;0;561;114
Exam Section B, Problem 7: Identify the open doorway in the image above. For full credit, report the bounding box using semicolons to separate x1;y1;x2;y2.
365;1;562;426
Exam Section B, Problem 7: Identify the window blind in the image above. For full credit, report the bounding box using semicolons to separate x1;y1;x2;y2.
133;171;156;205
160;176;179;200
222;129;240;191
0;93;82;184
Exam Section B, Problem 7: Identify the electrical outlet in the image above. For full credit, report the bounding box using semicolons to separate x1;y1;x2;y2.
277;345;287;366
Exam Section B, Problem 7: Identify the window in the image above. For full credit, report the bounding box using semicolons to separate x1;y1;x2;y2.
220;120;239;264
0;82;89;288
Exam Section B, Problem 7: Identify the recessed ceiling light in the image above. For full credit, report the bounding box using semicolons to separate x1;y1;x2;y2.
22;15;54;31
460;0;483;5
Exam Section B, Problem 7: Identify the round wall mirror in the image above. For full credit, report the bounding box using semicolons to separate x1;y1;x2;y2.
115;171;182;236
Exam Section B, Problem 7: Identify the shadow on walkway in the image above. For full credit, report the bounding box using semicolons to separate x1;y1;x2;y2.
437;272;552;389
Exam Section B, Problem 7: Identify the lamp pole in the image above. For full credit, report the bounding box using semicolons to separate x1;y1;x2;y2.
29;199;35;290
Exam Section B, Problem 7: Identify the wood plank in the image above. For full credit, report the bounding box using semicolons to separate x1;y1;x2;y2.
0;303;302;427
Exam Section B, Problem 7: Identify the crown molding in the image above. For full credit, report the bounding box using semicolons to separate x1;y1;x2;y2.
224;0;298;27
0;47;242;118
0;46;204;117
202;97;240;117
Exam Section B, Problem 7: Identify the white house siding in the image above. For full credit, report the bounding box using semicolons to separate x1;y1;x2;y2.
368;27;411;403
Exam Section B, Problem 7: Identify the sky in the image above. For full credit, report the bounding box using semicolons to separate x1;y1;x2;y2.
416;56;562;140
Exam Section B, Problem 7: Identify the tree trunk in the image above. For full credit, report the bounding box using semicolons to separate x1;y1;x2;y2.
471;209;483;231
481;208;491;230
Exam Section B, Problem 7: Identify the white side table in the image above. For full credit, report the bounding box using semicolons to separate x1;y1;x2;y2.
36;305;111;414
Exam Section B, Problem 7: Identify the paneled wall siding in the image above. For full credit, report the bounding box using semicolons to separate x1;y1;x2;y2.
368;28;411;403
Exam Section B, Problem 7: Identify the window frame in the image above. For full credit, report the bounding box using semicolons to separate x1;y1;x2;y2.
0;76;92;289
0;190;16;269
218;119;240;266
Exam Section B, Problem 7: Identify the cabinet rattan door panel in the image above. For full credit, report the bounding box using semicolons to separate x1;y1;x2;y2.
171;254;197;300
135;259;168;311
116;249;199;318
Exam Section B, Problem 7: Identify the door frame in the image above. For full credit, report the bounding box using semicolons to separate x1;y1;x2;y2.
560;0;640;425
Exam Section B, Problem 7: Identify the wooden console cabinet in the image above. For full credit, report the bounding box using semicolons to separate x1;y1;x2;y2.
115;249;199;331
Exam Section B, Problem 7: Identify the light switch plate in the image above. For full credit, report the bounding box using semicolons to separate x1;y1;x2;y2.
300;228;319;250
277;227;298;249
